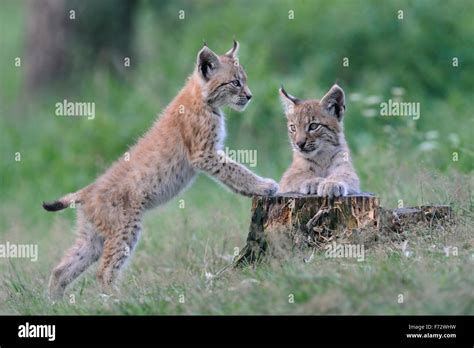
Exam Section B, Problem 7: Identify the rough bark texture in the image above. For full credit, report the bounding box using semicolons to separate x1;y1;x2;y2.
379;205;453;233
232;194;452;267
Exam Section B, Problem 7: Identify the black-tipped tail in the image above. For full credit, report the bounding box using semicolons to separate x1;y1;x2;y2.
42;201;67;212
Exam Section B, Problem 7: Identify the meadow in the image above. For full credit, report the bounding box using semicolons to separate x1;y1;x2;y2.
0;0;473;314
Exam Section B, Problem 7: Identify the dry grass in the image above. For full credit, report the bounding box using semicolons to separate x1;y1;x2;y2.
0;172;472;315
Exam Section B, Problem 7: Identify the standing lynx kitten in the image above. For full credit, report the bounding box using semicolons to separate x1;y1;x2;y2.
279;84;360;197
43;41;278;298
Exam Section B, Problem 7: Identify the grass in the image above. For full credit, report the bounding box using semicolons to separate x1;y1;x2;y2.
0;0;473;315
0;173;473;315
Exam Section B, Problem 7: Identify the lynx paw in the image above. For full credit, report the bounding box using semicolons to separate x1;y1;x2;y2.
317;180;348;198
299;178;322;194
255;178;279;196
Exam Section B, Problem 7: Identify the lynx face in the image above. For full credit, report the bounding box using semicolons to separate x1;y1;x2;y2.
278;84;360;197
197;41;253;111
280;85;345;158
45;40;279;299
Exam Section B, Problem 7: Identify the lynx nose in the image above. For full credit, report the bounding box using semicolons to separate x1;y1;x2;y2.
296;140;306;150
244;86;252;101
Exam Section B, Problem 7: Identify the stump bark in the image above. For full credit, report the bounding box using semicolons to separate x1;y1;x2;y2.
232;193;452;267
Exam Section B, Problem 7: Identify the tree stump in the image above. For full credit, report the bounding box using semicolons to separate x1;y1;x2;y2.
231;193;452;267
379;205;453;233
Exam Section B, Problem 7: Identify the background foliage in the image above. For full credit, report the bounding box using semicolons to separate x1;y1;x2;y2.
0;0;472;314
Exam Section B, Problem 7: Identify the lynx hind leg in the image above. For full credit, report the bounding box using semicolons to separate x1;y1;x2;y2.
96;222;141;295
48;214;104;300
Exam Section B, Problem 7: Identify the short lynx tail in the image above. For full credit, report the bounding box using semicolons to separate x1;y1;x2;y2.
42;191;82;212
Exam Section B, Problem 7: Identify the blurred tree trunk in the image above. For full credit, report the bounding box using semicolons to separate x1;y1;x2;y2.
25;0;138;93
25;0;68;91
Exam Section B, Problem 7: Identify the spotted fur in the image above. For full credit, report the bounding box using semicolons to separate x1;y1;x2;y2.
45;41;278;299
278;84;360;197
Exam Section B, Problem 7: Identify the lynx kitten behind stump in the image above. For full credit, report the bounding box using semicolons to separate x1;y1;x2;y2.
278;84;360;197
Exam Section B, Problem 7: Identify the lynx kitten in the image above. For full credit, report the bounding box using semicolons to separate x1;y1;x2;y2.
43;41;278;298
279;84;360;197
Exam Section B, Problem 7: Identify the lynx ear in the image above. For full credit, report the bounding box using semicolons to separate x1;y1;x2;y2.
225;40;240;58
279;86;300;115
197;45;220;80
320;84;345;121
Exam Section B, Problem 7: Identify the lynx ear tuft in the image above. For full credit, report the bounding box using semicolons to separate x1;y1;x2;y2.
197;45;220;80
320;84;345;121
279;85;300;115
225;40;240;58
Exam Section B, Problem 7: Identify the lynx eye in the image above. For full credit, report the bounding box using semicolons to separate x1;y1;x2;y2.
309;123;321;131
231;80;241;87
289;124;296;132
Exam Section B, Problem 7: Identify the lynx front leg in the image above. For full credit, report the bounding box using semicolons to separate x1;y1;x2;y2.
318;169;360;198
191;151;278;196
279;169;324;194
